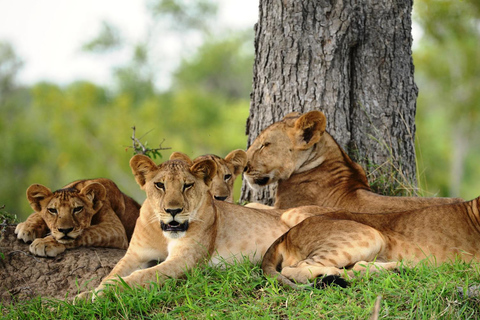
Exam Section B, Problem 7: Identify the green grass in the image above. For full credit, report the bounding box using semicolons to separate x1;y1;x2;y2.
2;259;479;319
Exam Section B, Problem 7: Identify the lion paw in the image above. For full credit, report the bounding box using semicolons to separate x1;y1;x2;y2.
29;236;66;257
15;222;43;243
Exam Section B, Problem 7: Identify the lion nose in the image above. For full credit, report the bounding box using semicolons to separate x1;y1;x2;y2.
214;196;228;201
58;228;74;235
165;208;183;217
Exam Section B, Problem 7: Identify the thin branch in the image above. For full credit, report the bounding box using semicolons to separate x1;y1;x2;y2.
127;126;171;159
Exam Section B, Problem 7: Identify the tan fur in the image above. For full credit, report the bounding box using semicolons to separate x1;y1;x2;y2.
76;155;290;301
15;178;140;257
170;149;247;202
262;199;480;288
245;111;462;212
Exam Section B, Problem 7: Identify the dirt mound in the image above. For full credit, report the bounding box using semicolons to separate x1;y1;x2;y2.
0;225;126;304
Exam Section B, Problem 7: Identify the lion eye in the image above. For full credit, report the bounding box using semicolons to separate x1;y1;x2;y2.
73;206;84;214
154;182;165;190
47;208;57;215
224;174;232;181
183;183;194;192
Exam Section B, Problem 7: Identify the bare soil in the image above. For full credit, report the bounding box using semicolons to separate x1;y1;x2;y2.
0;225;125;304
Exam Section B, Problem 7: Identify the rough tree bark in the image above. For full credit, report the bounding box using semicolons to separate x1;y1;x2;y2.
241;0;418;204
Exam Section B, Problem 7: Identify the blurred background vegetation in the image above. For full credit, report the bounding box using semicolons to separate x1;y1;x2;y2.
1;0;479;221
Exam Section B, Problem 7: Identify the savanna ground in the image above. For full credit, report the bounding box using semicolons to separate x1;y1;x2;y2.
1;221;480;319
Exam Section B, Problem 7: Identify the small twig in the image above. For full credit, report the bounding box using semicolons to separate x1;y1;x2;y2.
69;266;86;277
127;126;171;158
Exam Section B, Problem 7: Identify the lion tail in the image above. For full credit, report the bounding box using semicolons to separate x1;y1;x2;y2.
261;232;301;290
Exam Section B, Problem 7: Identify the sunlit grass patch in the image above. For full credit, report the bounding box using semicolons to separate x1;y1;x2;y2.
2;258;479;319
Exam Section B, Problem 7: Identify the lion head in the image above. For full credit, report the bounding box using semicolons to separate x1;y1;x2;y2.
130;155;216;239
169;149;247;202
26;182;106;244
244;111;327;189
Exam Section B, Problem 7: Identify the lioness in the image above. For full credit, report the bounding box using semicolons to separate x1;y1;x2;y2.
15;178;140;257
244;111;461;212
170;149;247;202
76;155;290;300
262;197;480;288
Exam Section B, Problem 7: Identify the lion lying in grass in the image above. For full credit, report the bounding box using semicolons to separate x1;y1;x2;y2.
244;111;461;212
262;198;480;289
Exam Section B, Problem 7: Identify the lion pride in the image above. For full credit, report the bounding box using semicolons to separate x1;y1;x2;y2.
76;155;294;301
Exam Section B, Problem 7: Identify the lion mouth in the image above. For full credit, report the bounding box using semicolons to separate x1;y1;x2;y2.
161;220;189;232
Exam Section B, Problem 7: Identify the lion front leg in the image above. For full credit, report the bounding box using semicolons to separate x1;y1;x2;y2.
15;212;49;243
29;235;66;257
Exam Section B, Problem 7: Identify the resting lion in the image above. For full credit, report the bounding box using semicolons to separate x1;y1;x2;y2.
244;111;461;212
262;198;480;289
76;155;291;300
170;149;247;202
15;178;140;257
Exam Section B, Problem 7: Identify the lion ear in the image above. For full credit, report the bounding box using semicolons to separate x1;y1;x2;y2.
191;159;217;187
130;155;158;187
293;111;326;149
26;184;53;212
224;149;248;176
80;182;106;212
169;152;193;165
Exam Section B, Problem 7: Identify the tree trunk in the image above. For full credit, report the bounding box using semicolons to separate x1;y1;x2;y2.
242;0;418;204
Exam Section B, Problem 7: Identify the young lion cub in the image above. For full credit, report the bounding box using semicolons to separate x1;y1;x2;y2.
76;155;290;300
170;149;247;202
15;178;140;257
244;111;461;212
262;198;480;289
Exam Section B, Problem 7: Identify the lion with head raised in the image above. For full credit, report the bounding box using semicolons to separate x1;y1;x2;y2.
76;155;290;300
15;178;140;257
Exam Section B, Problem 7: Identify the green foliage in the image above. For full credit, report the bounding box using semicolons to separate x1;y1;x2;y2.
0;26;251;221
413;0;480;199
173;32;254;99
0;42;23;107
81;21;123;53
2;259;479;318
0;205;17;226
148;0;218;32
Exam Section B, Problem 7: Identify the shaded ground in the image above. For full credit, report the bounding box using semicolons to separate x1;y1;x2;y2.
0;225;126;304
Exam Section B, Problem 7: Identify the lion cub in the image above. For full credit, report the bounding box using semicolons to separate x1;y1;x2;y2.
262;198;480;289
15;178;140;257
170;149;247;202
76;155;290;300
